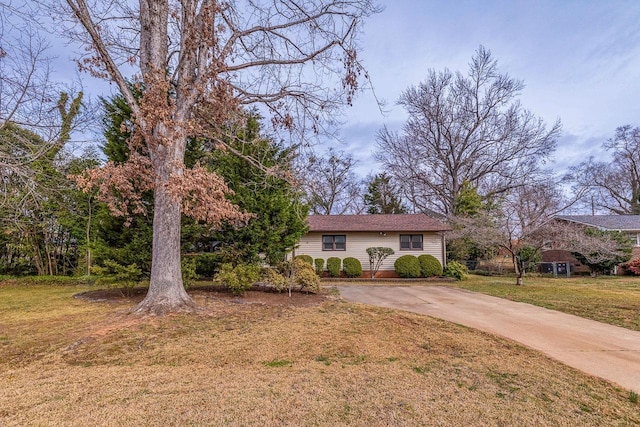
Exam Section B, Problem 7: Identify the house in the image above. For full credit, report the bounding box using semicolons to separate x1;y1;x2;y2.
554;215;640;247
543;215;640;274
295;214;451;277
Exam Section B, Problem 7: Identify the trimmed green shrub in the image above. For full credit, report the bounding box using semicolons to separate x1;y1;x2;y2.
295;254;313;265
343;257;363;278
394;255;421;278
327;257;341;277
314;258;324;276
444;260;468;281
215;263;261;295
418;254;443;277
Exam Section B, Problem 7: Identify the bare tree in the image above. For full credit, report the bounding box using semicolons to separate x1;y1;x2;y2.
454;177;567;285
376;46;561;216
1;2;83;206
301;147;365;215
570;125;640;215
59;0;379;313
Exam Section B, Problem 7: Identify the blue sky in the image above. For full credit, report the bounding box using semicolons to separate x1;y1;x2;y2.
338;0;640;176
43;0;640;176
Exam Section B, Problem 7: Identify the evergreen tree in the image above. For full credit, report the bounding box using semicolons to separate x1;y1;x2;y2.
97;95;307;270
363;173;406;214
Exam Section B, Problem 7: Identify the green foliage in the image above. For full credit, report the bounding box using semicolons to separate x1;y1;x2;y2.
343;257;363;278
181;257;199;289
214;263;261;295
201;112;308;265
292;258;321;293
260;267;288;292
327;257;342;277
444;261;468;281
517;245;541;273
100;97;308;267
453;180;483;217
192;253;222;278
418;254;442;277
364;172;407;214
91;260;143;296
314;258;325;276
394;255;421;278
0;98;91;277
295;254;314;265
366;247;395;278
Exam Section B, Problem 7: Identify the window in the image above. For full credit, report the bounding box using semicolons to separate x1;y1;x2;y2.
400;234;423;250
323;235;346;251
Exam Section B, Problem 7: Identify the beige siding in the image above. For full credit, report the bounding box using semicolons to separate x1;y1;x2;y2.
296;231;445;272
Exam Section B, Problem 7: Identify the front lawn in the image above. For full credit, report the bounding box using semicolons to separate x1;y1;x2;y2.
0;280;638;425
453;274;640;331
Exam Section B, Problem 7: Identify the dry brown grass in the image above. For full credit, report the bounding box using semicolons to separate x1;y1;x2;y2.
1;283;639;426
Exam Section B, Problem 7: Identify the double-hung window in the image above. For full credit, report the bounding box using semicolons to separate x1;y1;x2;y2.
400;234;423;250
323;235;346;251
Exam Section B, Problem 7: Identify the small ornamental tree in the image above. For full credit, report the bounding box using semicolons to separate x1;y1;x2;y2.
366;247;394;278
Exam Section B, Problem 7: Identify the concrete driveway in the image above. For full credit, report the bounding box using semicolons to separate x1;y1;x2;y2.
338;285;640;393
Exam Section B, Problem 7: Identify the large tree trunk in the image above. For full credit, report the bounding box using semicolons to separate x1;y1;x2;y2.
133;182;195;314
133;133;195;315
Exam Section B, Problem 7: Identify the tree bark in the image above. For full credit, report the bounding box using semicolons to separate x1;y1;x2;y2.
133;180;195;314
133;131;195;315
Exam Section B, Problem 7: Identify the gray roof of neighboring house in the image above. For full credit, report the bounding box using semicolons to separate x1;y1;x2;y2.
554;215;640;231
307;214;451;232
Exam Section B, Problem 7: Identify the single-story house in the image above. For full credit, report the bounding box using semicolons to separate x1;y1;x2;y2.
295;214;451;277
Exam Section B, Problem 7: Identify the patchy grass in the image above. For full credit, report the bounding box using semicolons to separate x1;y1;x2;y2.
452;275;640;331
1;282;639;426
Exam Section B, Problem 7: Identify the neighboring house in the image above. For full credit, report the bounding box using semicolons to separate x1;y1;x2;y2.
543;215;640;273
296;214;451;277
554;215;640;247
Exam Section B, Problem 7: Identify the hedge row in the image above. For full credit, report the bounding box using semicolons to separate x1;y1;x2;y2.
394;254;443;278
296;256;363;278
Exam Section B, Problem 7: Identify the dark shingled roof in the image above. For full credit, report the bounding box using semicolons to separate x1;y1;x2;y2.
307;214;450;232
555;215;640;231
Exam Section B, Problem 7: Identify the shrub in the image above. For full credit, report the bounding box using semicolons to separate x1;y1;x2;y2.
181;257;199;289
292;258;320;293
91;259;143;296
314;258;325;276
194;253;222;278
214;263;261;295
394;255;421;278
327;257;341;277
444;260;468;281
295;254;313;265
343;257;363;278
418;254;443;277
260;267;288;292
622;257;640;275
